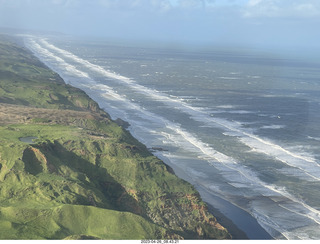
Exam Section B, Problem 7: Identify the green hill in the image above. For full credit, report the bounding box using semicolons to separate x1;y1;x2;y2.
0;35;231;240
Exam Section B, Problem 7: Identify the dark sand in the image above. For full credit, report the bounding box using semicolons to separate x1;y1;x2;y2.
205;198;273;240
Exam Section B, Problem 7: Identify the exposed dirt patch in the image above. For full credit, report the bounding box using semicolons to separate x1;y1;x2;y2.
0;102;107;126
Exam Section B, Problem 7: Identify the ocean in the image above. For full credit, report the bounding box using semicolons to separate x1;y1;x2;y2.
24;36;320;240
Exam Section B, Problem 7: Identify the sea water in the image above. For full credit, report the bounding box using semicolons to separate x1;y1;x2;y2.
24;36;320;240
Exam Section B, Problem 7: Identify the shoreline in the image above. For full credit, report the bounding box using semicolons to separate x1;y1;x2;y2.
193;183;273;240
204;196;273;240
23;36;272;240
206;202;248;240
150;151;273;240
1;34;231;239
200;190;274;240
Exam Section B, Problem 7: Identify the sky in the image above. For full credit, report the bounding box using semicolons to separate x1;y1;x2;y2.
0;0;320;51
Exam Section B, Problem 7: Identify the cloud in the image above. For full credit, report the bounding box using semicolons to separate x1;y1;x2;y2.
95;0;173;13
243;0;320;18
176;0;204;9
293;2;320;17
0;0;319;49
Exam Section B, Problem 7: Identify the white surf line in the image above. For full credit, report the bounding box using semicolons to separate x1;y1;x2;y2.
249;207;287;239
278;203;320;226
26;39;90;80
38;38;320;182
25;38;166;125
240;132;320;181
214;115;320;181
201;114;320;182
162;124;320;231
28;37;267;189
29;38;320;233
39;38;205;111
265;184;320;226
26;40;269;176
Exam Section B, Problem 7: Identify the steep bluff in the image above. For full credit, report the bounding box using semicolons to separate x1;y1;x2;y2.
0;34;231;239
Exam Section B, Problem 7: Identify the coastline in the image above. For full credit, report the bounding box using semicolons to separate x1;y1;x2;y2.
20;35;271;239
204;195;273;240
151;152;273;240
18;34;320;240
206;202;248;240
0;34;231;239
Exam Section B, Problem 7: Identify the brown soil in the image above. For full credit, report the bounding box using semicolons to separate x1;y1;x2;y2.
0;102;105;125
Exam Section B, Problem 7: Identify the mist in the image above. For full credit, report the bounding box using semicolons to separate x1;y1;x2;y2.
0;0;320;57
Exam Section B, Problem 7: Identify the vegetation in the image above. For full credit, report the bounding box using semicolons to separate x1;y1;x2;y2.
0;34;231;240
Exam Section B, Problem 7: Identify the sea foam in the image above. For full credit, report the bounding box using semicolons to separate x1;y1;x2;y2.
26;37;320;239
40;37;320;182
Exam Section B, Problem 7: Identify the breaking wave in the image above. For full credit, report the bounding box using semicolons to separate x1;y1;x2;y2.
38;38;320;183
25;36;320;239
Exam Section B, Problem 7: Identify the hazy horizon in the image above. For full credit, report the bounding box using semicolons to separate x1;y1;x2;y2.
1;0;320;58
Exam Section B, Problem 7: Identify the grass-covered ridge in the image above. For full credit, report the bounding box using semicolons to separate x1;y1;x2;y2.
0;35;231;240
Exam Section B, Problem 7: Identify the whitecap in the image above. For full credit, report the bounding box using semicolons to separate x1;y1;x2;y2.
261;125;286;129
218;76;242;80
27;37;320;239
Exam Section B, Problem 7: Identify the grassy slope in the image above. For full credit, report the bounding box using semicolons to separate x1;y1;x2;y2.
0;35;231;240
